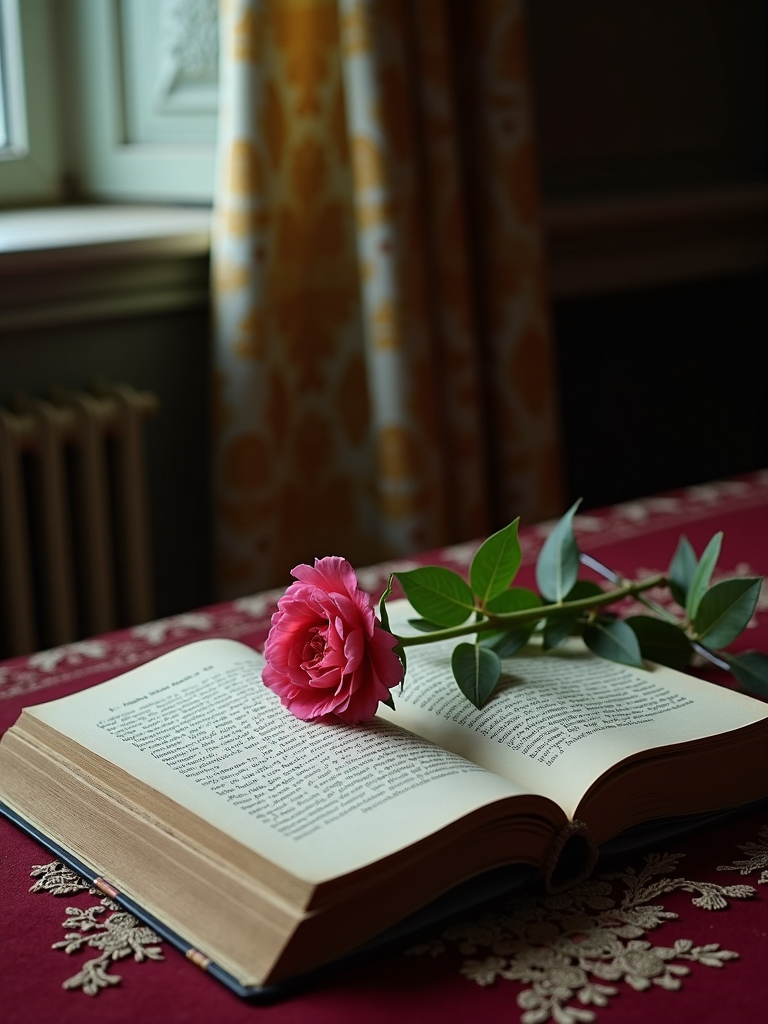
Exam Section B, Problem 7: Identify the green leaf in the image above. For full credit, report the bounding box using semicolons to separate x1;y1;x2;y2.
693;577;762;648
381;691;396;710
479;626;534;657
535;499;582;603
565;580;604;602
668;535;697;608
485;586;542;615
685;532;722;618
624;615;693;669
542;614;578;651
721;651;768;697
583;618;644;668
470;518;522;605
451;643;502;709
394;566;475;628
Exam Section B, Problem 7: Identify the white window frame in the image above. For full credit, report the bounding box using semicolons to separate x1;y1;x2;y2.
0;0;62;205
65;0;217;203
0;0;217;209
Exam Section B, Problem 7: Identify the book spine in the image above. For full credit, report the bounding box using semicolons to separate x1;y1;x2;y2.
0;799;271;999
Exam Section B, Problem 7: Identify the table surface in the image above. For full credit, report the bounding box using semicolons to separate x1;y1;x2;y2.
2;471;767;1024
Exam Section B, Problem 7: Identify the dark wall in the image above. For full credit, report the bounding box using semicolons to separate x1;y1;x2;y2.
552;272;768;508
526;1;767;507
527;0;767;201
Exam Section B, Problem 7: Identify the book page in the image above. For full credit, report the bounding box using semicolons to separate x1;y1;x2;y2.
378;601;768;818
26;638;548;884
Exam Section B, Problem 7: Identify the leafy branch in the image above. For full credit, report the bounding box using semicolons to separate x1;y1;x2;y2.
382;501;767;710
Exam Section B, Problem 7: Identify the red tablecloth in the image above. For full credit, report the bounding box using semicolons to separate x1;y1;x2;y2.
2;472;767;1024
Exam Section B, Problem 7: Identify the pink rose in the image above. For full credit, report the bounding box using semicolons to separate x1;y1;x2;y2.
262;556;404;724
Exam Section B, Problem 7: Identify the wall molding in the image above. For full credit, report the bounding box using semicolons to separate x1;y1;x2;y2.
3;187;766;328
0;205;211;331
544;183;768;298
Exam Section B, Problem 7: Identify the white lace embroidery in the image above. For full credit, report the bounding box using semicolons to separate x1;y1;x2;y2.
28;640;108;673
28;824;766;1003
717;824;768;884
233;590;285;617
131;612;214;644
407;831;766;1024
0;604;273;702
29;861;164;996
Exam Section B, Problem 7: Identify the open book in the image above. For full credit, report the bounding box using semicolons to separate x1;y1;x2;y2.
1;601;767;996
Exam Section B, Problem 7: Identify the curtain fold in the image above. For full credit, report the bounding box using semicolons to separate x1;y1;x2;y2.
212;0;563;599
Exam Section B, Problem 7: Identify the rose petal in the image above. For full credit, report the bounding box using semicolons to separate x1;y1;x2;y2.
262;560;404;724
291;557;358;597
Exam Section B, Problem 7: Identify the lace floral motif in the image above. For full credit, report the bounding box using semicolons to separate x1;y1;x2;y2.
408;838;764;1024
27;639;108;673
131;612;214;644
29;861;164;996
717;823;768;884
28;825;766;1005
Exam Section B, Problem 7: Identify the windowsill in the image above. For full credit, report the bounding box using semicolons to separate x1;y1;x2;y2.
0;204;212;272
0;205;213;331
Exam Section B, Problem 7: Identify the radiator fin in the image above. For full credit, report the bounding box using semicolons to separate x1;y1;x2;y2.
0;382;159;658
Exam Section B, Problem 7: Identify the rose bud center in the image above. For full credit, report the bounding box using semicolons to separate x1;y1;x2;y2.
301;625;328;670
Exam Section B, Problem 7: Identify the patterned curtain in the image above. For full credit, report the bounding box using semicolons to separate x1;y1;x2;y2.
211;0;563;599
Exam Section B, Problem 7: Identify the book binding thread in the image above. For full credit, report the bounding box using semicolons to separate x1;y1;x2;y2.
94;876;120;898
186;948;212;971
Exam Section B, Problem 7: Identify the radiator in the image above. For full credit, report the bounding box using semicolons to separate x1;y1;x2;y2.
0;381;159;658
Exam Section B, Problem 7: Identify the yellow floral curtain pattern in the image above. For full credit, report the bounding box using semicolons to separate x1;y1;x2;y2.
212;0;563;599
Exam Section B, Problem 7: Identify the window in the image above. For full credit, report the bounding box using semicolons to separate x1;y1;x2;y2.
0;0;62;205
0;4;13;148
0;0;219;208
